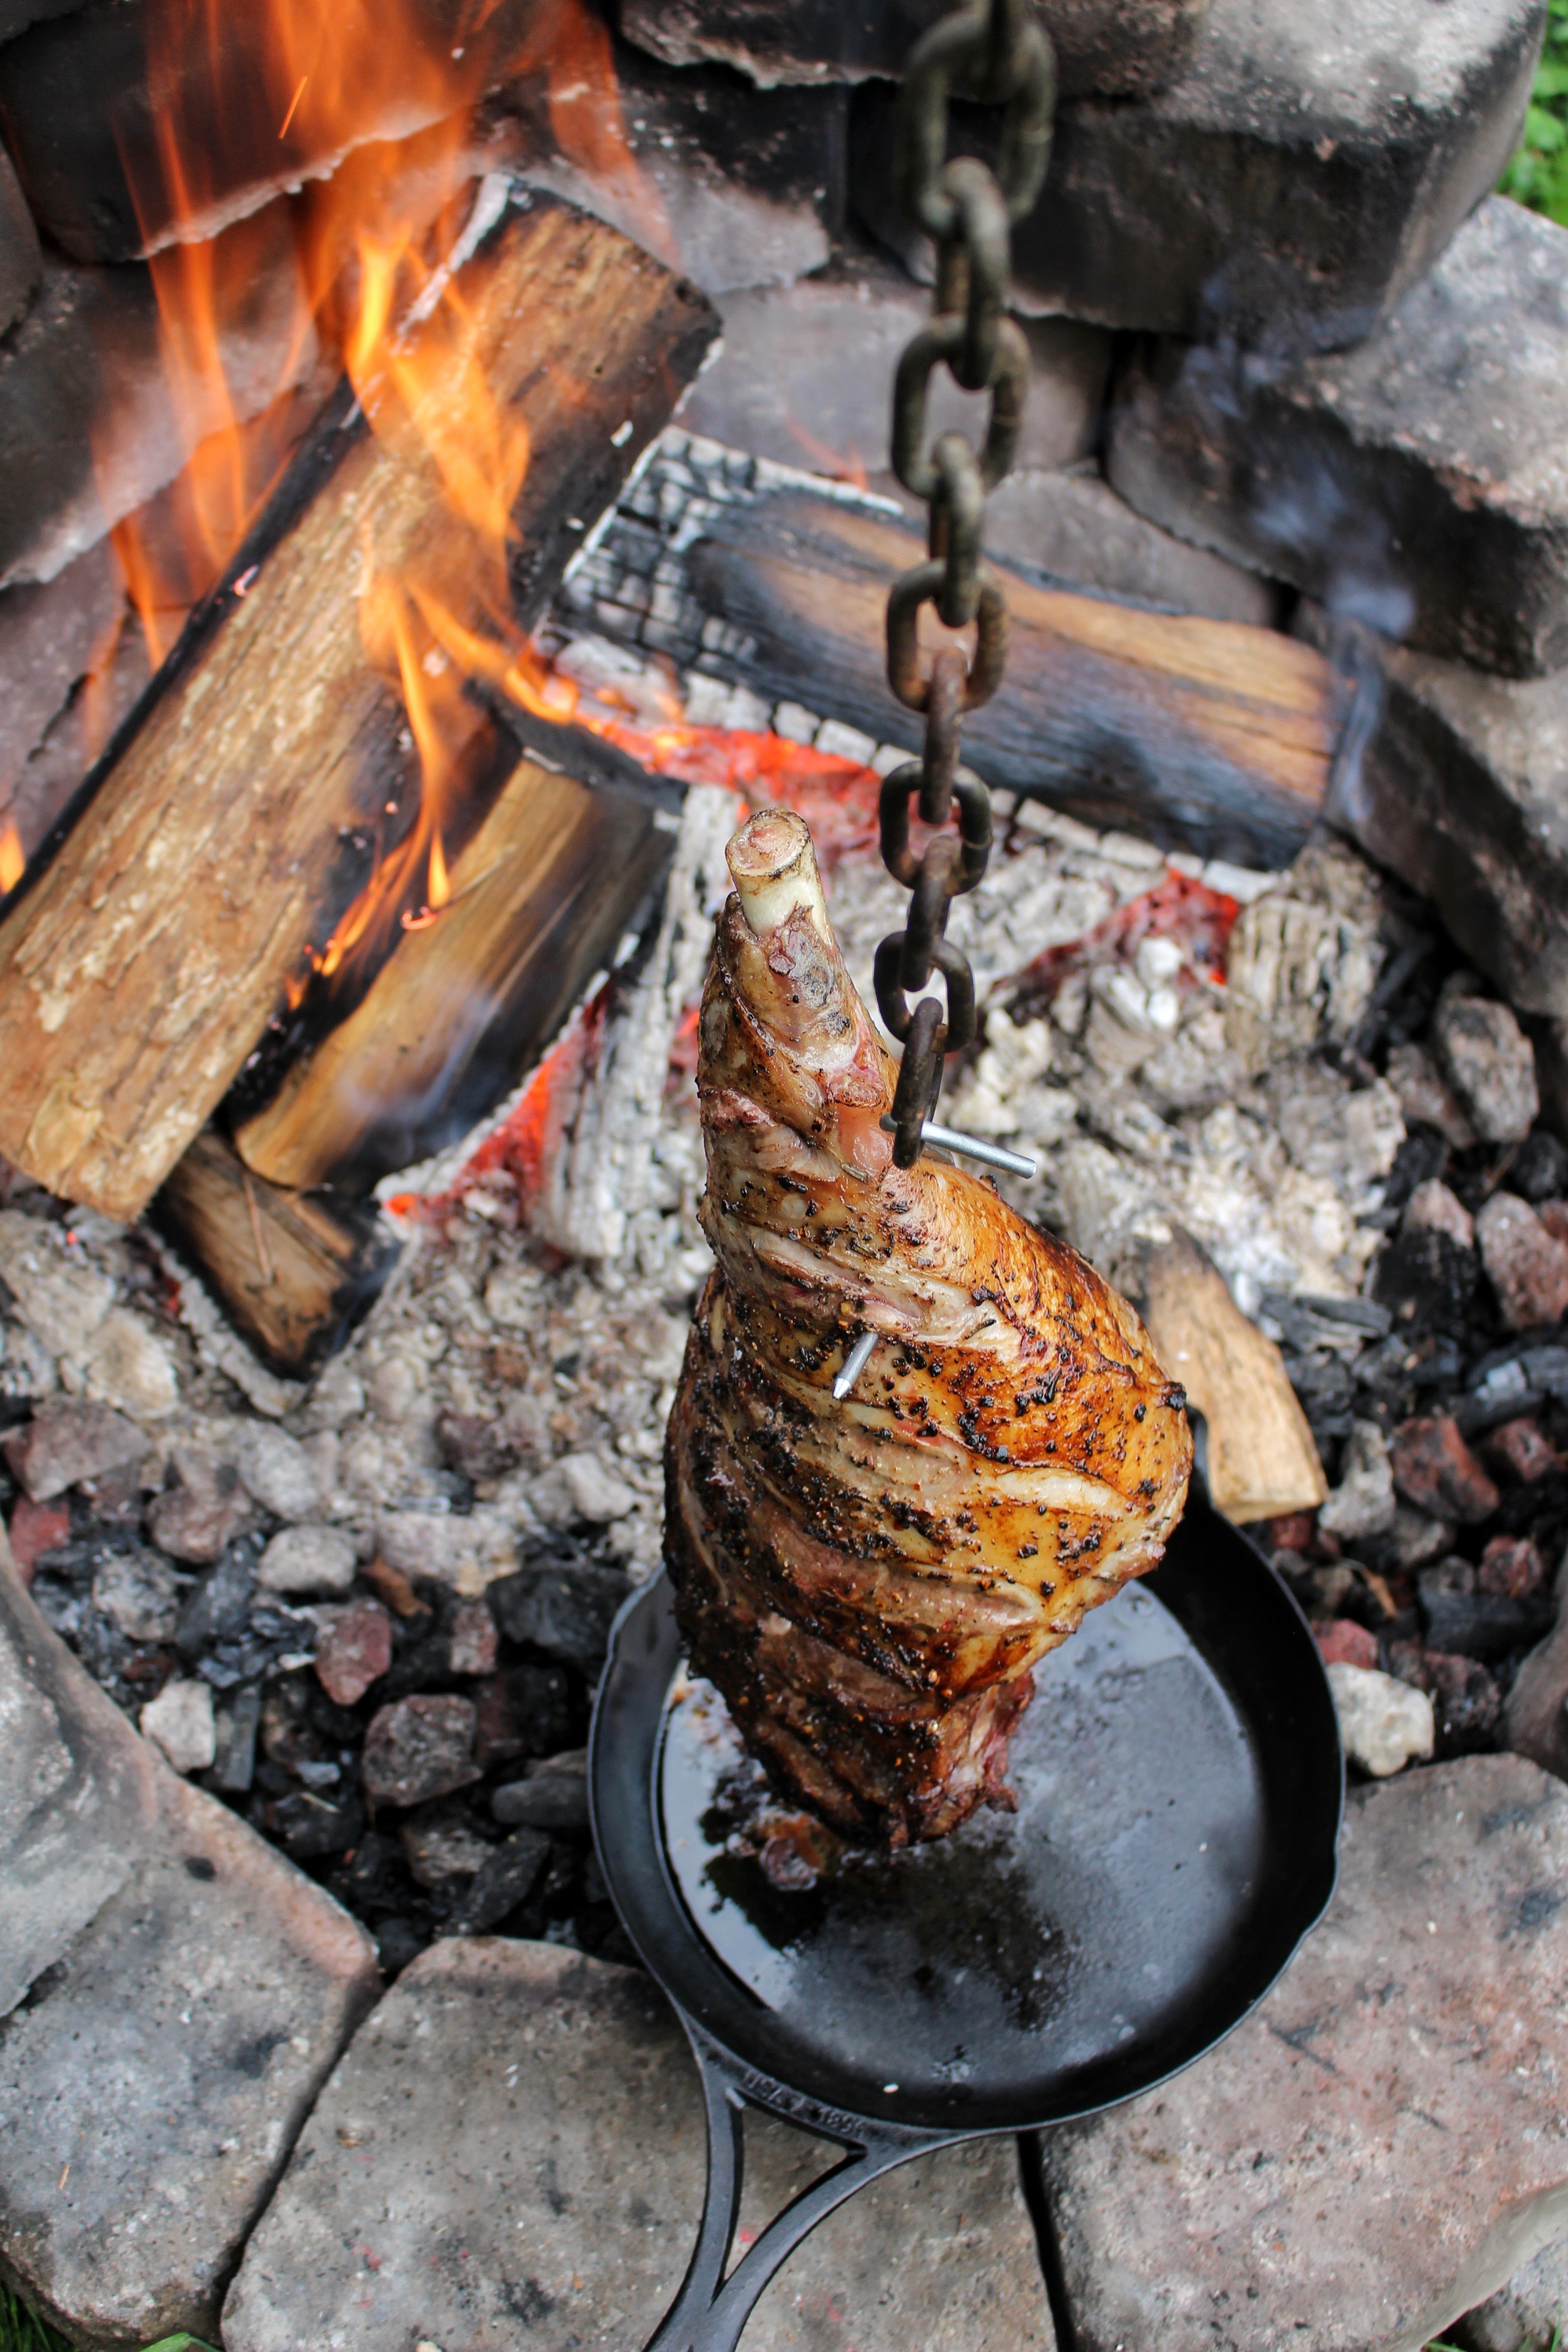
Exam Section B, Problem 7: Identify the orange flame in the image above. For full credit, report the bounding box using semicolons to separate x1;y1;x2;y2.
0;823;24;896
79;0;652;971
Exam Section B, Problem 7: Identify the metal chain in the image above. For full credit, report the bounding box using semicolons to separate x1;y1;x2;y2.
875;0;1056;1169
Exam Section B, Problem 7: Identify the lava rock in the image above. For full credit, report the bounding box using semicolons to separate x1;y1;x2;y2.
147;1444;241;1563
1326;1660;1435;1776
1404;1178;1475;1249
222;1940;1052;2352
5;1493;71;1580
446;1594;498;1678
492;1752;591;1833
433;1409;519;1485
1317;1418;1397;1544
0;1764;378;2351
362;1695;481;1810
447;1827;551;1934
1037;1756;1568;2352
90;1546;181;1642
1432;991;1540;1144
256;1523;357;1598
1477;1194;1568;1333
1479;1533;1549;1597
399;1808;493;1893
1107;200;1568;674
173;1540;256;1659
1481;1417;1559;1485
314;1599;393;1707
1315;1619;1379;1671
139;1676;217;1774
620;0;1204;99
852;1;1543;351
1391;1414;1500;1524
490;1559;632;1670
3;1396;148;1502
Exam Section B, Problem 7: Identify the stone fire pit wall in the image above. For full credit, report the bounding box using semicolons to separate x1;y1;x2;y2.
7;0;1568;2346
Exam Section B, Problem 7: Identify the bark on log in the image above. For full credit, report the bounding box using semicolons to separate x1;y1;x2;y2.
153;1129;398;1380
685;491;1349;868
0;191;716;1223
1132;1228;1328;1524
234;744;674;1195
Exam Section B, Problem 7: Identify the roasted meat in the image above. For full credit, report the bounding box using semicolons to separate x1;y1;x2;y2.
665;809;1192;1845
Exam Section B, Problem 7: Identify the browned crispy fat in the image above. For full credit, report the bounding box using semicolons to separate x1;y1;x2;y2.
665;808;1192;1845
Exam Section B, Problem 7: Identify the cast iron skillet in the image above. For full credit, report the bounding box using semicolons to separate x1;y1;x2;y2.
589;1484;1343;2352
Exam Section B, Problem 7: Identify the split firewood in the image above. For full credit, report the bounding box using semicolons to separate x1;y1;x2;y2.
685;491;1348;868
1130;1228;1328;1524
0;191;716;1223
153;1129;398;1380
234;744;675;1196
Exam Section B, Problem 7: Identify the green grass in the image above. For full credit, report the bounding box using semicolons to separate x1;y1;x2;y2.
1500;0;1568;225
0;2287;213;2352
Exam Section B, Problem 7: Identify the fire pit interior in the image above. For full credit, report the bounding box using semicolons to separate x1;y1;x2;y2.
5;0;1568;2345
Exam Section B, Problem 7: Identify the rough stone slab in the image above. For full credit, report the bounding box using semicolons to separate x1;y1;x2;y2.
224;1937;1054;2352
618;0;1206;102
985;467;1282;625
0;1525;157;2019
0;1753;380;2352
675;252;1109;486
0;207;319;588
1309;609;1568;1026
1038;1754;1568;2352
851;0;1544;351
1458;2229;1568;2351
1108;201;1568;677
0;142;40;338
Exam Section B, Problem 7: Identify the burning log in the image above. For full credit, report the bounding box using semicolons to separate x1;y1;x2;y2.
0;191;716;1224
682;490;1348;869
154;1130;398;1381
233;743;675;1195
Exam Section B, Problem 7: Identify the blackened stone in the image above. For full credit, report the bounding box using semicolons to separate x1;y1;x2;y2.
619;0;1205;100
447;1828;550;1935
266;1788;364;1862
472;1661;576;1769
1109;201;1568;675
1514;1133;1568;1203
490;1561;632;1671
175;1542;257;1662
212;1683;261;1796
492;1754;591;1833
337;1831;418;1918
1418;1561;1553;1659
0;218;318;590
851;0;1544;351
1389;1637;1504;1754
1370;1225;1481;1336
1392;1415;1500;1523
373;1917;427;1976
513;39;848;296
1306;609;1568;1029
0;145;38;339
0;0;541;260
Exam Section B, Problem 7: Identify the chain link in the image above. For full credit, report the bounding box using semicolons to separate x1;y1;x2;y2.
874;0;1057;1170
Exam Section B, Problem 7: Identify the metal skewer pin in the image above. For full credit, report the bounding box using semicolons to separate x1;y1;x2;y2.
832;1328;880;1401
879;1116;1037;1179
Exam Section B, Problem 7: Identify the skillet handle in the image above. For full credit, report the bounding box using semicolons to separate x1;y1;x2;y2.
645;2019;935;2352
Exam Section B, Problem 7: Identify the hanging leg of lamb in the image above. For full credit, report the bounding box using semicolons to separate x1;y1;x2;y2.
665;808;1192;1846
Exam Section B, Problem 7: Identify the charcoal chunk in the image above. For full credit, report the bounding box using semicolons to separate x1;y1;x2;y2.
447;1828;550;1935
1417;1561;1553;1659
490;1562;632;1672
